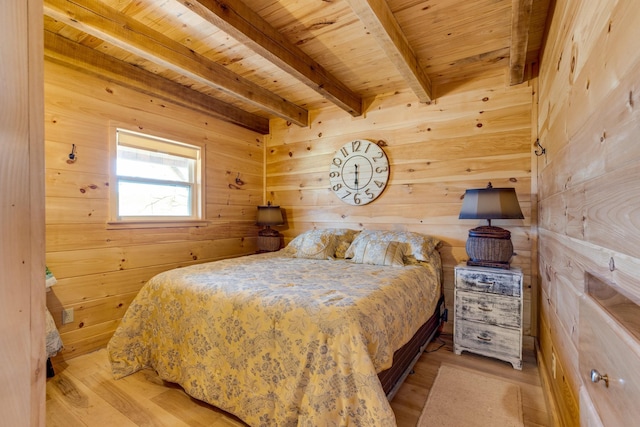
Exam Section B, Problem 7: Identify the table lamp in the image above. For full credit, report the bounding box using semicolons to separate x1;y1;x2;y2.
459;182;524;269
256;202;284;252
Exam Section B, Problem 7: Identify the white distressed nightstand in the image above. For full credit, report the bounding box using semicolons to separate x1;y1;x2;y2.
454;264;523;370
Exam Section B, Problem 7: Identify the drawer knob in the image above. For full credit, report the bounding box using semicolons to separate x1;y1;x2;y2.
590;369;609;387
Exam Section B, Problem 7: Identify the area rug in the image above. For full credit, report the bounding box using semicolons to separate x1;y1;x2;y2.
416;364;524;427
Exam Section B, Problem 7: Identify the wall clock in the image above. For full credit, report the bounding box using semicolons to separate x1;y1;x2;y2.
329;140;389;205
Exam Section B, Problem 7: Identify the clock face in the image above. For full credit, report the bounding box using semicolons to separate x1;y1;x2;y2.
329;140;389;205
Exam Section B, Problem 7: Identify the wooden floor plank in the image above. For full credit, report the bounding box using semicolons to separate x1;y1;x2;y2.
47;332;550;426
151;389;245;427
45;396;87;427
80;370;194;427
54;347;113;379
46;371;138;426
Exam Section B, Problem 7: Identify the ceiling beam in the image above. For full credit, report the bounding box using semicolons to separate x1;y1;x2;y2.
43;0;308;127
177;0;363;117
345;0;432;103
44;31;270;134
509;0;534;85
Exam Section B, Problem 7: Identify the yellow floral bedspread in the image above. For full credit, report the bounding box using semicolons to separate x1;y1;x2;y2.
107;252;440;426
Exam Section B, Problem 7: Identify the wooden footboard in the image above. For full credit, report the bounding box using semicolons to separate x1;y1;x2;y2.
378;294;446;398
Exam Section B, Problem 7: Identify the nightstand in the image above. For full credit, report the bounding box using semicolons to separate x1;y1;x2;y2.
454;264;523;369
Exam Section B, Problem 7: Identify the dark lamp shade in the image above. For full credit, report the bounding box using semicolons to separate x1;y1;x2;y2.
256;205;284;226
459;187;524;220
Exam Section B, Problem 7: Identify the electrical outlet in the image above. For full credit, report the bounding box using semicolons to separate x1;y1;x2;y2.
551;352;557;379
62;308;74;325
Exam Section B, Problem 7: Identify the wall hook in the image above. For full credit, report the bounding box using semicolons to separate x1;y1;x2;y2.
534;139;546;156
67;144;78;163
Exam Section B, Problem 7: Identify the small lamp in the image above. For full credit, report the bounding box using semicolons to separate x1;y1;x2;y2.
256;202;284;252
459;182;524;269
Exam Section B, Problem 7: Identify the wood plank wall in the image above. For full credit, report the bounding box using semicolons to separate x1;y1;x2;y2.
44;61;265;362
537;0;640;425
44;50;538;367
0;1;46;425
267;80;536;338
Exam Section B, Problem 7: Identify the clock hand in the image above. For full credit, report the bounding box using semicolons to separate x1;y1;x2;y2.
354;164;359;191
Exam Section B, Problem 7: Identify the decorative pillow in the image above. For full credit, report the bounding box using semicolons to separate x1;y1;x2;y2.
332;229;360;259
348;240;407;267
344;230;439;261
283;229;337;259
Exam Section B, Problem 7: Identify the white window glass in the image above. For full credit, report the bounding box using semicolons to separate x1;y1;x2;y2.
115;129;201;220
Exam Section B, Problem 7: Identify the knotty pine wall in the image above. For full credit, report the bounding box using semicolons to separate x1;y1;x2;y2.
1;1;45;425
45;61;264;361
537;0;640;425
266;80;537;339
45;59;538;363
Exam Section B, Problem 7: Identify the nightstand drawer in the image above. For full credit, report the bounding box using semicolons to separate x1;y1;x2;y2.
455;290;521;328
455;268;521;297
455;319;521;358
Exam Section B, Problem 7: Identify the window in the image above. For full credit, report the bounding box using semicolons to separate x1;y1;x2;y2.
113;128;202;222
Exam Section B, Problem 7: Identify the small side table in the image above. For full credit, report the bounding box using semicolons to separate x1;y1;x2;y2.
453;264;523;370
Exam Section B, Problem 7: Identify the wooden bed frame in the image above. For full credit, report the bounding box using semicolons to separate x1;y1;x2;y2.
379;293;446;399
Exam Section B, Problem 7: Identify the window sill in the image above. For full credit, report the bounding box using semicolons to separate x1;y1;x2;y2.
106;220;209;230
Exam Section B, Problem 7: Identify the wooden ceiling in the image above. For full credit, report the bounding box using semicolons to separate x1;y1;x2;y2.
43;0;551;134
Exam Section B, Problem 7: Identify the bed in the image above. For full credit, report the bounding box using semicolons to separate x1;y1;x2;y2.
107;229;444;426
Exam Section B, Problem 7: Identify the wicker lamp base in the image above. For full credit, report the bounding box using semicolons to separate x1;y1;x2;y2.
257;230;281;252
465;226;514;269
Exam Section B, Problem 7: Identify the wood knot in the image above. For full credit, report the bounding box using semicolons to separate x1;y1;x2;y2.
309;20;335;30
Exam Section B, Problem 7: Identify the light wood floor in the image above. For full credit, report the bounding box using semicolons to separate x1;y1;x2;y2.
46;333;550;426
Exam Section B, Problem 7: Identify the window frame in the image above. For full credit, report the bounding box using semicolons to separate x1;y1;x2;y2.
108;126;206;229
